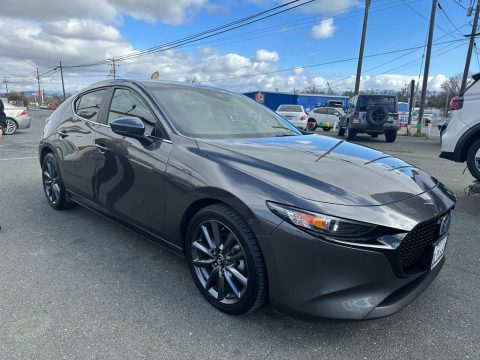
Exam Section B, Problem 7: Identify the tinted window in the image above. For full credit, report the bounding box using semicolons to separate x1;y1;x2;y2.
357;96;396;112
108;88;159;137
146;85;301;139
75;89;106;122
314;108;328;114
277;105;303;112
328;109;340;115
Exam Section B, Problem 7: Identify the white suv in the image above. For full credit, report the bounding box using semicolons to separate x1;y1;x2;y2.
440;73;480;181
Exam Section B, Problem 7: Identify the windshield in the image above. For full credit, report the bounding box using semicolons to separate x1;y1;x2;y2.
357;96;397;112
147;85;302;139
277;105;303;112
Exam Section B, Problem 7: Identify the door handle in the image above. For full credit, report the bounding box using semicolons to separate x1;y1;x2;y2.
95;143;108;154
59;129;69;138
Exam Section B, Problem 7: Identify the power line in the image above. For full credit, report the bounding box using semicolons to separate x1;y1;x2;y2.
206;38;467;83
438;1;466;37
113;0;313;63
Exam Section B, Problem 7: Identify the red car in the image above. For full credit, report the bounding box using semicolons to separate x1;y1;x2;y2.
47;103;59;110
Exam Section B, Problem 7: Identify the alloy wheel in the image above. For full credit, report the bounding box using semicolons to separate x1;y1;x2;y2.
5;119;17;135
191;220;248;304
43;159;61;205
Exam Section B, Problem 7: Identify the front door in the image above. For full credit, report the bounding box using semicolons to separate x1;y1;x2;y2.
93;87;172;237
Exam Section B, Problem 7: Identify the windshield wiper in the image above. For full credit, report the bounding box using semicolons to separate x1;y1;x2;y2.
271;125;298;134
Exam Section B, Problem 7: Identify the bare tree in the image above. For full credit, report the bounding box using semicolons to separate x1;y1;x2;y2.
440;74;463;95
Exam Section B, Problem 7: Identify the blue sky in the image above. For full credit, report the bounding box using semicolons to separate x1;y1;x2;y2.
0;0;476;93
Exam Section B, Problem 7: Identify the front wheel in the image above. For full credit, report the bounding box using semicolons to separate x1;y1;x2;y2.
186;204;267;315
346;124;357;141
467;138;480;181
5;119;17;135
42;153;76;210
385;130;397;143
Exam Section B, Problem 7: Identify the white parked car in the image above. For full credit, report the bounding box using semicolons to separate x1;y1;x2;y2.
440;73;480;181
307;107;344;132
1;98;32;134
275;104;308;130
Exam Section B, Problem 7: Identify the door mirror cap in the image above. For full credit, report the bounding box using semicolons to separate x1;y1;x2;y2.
110;117;145;137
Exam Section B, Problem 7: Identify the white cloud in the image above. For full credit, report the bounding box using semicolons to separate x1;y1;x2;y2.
42;19;122;41
292;67;304;75
0;0;211;25
311;18;336;39
254;49;279;62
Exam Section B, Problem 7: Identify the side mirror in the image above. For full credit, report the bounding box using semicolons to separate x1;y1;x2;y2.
110;117;145;137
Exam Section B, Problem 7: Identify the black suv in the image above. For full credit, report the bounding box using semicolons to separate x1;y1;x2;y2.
338;94;400;142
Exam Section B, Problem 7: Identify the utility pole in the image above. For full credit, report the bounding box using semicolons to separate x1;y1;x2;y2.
36;67;42;106
326;81;333;95
2;77;9;96
461;1;480;94
418;0;438;130
112;59;116;79
59;61;66;101
354;0;371;95
408;79;415;135
444;90;450;116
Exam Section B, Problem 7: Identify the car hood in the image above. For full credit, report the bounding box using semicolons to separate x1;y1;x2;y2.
197;134;439;206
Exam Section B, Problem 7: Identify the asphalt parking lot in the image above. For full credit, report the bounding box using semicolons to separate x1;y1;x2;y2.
1;110;479;360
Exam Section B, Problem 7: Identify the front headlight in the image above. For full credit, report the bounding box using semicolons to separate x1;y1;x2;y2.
267;202;377;239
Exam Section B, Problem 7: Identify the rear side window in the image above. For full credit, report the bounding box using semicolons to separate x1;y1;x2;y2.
277;105;303;112
74;89;106;122
357;96;396;112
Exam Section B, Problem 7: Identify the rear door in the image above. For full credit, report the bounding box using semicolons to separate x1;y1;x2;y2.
93;86;172;237
57;88;108;200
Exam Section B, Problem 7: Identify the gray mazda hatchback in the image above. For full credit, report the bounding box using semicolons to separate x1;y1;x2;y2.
39;80;455;320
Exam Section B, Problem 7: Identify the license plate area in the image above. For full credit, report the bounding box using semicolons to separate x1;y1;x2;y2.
431;235;448;269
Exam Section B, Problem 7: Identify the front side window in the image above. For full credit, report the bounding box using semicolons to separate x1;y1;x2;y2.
108;88;159;136
314;108;328;114
75;89;106;122
146;85;301;139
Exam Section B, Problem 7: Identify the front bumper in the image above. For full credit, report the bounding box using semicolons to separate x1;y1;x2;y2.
260;220;446;320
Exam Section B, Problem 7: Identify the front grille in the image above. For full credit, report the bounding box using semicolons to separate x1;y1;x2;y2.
399;216;439;272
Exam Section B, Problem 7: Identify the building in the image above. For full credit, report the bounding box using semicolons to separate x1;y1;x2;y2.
243;91;349;111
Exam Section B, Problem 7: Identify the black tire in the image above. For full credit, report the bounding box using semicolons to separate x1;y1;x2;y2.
5;118;17;135
346;123;357;141
186;204;267;315
338;125;345;137
370;133;379;138
307;119;317;131
41;153;76;210
467;138;480;181
385;130;397;143
322;127;332;132
366;106;388;126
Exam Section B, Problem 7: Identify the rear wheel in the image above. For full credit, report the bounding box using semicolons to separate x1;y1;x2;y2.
338;125;345;137
42;153;76;210
186;204;267;315
346;123;357;141
467;138;480;181
322;127;332;132
385;130;397;143
5;118;17;135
